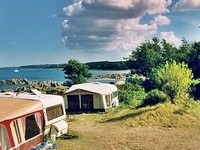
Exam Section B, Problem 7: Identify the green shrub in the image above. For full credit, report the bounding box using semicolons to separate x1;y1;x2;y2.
118;90;133;105
141;89;167;107
190;79;200;100
118;82;146;107
151;61;193;104
126;74;145;85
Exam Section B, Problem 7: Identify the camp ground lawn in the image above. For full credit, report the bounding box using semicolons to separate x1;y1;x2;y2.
56;105;200;150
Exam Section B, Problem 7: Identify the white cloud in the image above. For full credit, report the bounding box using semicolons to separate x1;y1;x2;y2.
160;31;182;46
173;0;200;11
61;0;172;55
63;1;83;16
151;15;171;26
63;0;172;19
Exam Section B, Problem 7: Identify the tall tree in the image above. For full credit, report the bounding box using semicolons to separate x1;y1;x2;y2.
161;39;178;63
188;42;200;78
127;37;192;77
127;37;163;76
63;59;92;86
178;38;193;63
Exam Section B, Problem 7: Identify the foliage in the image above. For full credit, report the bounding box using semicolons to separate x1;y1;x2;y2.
177;38;194;63
118;82;146;107
161;39;178;63
151;61;193;104
125;74;145;85
63;59;92;86
127;38;194;77
190;78;200;100
127;37;163;76
140;89;167;107
86;61;129;70
188;42;200;78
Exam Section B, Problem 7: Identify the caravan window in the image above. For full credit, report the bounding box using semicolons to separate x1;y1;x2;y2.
105;95;111;107
10;119;24;145
0;125;10;150
10;114;42;144
46;104;64;121
25;115;40;140
112;91;118;98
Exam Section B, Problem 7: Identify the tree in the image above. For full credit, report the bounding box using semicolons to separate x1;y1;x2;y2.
161;39;178;63
63;59;92;86
188;42;200;78
151;61;193;104
178;38;193;64
127;37;163;76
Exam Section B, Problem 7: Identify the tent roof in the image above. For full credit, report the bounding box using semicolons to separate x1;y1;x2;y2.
64;82;117;95
0;97;42;122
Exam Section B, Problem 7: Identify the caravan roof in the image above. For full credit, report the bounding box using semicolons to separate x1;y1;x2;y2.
65;82;117;95
15;93;64;108
0;91;64;108
0;97;42;122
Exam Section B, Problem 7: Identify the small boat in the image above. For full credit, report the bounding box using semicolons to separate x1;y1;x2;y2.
14;69;19;72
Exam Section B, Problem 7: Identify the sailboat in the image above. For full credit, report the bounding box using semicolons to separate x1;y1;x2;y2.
14;68;19;72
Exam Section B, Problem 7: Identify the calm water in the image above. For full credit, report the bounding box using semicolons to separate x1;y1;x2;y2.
0;68;130;83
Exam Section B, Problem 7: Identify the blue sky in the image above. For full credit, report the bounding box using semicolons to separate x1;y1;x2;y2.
0;0;200;67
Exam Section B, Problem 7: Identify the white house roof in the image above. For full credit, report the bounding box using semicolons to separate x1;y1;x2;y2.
0;90;64;108
64;82;117;95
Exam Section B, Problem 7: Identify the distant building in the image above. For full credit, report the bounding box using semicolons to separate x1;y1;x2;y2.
63;82;119;112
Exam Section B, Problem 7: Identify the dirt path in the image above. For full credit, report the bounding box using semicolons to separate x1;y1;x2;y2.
56;114;200;150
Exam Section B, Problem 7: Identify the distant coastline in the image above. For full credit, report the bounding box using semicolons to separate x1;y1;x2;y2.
16;61;130;70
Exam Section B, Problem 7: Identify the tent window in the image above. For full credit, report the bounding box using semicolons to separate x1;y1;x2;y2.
25;115;40;140
81;95;93;110
105;95;111;107
46;104;64;121
0;125;10;150
112;91;118;98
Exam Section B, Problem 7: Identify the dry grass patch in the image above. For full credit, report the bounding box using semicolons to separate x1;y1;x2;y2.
56;102;200;150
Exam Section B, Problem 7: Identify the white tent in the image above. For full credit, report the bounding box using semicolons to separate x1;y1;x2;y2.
63;82;118;112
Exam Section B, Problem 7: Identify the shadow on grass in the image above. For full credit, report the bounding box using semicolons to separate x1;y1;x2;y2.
57;133;79;140
101;107;158;123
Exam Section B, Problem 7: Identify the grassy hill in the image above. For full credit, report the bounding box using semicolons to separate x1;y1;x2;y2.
56;101;200;149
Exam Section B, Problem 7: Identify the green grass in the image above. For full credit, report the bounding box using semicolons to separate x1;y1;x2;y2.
56;101;200;150
99;100;200;128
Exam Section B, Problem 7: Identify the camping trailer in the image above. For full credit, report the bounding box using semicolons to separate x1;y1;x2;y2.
0;90;68;138
0;97;44;150
63;82;119;112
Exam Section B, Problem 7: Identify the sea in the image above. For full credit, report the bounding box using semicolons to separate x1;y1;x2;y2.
0;68;130;90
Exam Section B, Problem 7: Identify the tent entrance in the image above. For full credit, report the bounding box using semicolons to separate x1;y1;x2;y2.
67;95;80;111
81;95;94;111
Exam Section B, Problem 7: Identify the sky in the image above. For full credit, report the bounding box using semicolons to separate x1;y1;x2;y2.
0;0;200;67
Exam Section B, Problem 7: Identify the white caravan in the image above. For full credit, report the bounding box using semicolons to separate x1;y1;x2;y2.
0;89;68;138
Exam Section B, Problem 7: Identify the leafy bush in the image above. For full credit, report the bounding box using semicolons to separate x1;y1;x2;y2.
125;74;145;85
118;82;146;107
190;79;200;100
150;61;193;104
141;89;167;107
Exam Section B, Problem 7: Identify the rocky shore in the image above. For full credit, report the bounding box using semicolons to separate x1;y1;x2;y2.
94;73;127;79
0;73;128;94
0;78;68;95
